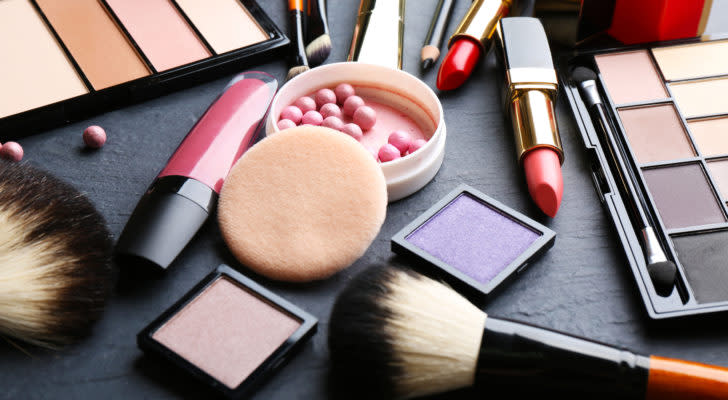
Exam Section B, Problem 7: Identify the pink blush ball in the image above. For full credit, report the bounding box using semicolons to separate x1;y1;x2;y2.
387;130;411;154
334;83;355;104
341;123;363;141
83;125;107;148
322;116;345;131
0;141;23;162
353;106;377;130
277;119;297;130
378;144;401;162
280;106;303;124
343;95;365;117
408;138;427;154
302;110;324;126
320;103;342;119
294;96;317;113
315;88;337;108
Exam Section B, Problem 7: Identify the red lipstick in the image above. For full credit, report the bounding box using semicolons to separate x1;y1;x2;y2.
495;18;564;217
116;72;277;271
436;0;511;91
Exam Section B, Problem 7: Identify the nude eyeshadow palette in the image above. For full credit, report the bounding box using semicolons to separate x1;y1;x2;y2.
0;0;287;137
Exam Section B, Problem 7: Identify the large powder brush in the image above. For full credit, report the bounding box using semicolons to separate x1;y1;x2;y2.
329;265;728;399
0;161;113;348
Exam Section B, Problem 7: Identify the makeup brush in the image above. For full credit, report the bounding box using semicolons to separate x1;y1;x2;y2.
329;265;728;399
0;161;114;348
305;0;331;66
572;66;677;296
421;0;456;70
286;0;310;81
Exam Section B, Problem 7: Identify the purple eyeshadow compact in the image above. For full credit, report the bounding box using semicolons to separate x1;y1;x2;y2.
392;185;556;300
137;264;317;399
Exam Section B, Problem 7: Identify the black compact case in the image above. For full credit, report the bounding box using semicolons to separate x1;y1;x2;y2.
1;0;287;138
559;38;728;319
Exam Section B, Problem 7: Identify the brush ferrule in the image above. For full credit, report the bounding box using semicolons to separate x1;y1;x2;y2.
642;227;669;264
475;317;650;398
577;79;602;108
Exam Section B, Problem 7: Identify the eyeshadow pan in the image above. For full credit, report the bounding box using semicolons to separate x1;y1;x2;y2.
673;232;728;304
406;193;540;284
688;117;728;157
652;40;728;81
617;104;694;163
670;78;728;118
152;276;301;389
707;160;728;204
0;0;88;119
105;0;211;72
175;0;269;54
594;50;668;105
643;164;725;230
35;0;150;89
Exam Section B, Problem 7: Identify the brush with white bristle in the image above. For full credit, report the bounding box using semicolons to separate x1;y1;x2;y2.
0;161;114;348
329;265;728;399
305;0;331;66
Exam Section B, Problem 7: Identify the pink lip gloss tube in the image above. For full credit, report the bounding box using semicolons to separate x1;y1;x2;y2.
116;71;277;271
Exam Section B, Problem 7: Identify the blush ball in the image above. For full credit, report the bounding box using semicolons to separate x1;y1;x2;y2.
315;88;337;108
322;116;345;131
341;123;363;141
387;130;411;154
320;103;343;119
83;126;107;149
378;144;401;162
408;138;428;154
0;141;23;162
334;83;355;104
302;110;324;126
280;106;303;124
343;95;365;117
353;106;377;130
294;96;317;113
277;119;297;130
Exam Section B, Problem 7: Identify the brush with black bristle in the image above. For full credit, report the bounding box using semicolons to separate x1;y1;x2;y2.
572;66;677;296
329;265;728;399
305;0;331;66
286;0;310;81
0;161;114;349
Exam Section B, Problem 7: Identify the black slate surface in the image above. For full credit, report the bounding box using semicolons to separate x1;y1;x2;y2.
4;1;728;399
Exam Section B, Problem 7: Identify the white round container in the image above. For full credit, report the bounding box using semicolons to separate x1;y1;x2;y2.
265;63;446;202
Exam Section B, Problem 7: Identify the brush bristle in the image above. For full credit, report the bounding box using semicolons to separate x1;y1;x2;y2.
328;266;486;399
305;34;331;67
0;161;113;348
286;65;310;82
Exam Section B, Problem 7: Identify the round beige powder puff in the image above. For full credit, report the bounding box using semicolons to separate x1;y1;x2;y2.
218;126;387;282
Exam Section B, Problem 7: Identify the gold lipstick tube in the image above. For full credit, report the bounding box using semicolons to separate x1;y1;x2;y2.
448;0;512;50
347;0;405;70
496;17;563;164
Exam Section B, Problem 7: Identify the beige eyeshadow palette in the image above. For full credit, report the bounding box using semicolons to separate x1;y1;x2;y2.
137;264;317;398
562;38;728;318
0;0;287;137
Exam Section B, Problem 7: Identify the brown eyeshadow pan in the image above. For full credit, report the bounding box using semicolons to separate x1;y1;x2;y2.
642;164;725;230
617;104;694;164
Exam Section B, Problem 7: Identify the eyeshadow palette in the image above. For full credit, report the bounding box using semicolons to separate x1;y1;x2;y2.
563;38;728;318
138;264;317;398
0;0;287;136
391;185;556;301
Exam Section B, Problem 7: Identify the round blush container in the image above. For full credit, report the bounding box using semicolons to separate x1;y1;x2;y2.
266;63;446;202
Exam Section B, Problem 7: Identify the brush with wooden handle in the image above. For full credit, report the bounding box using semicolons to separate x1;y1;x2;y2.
329;265;728;399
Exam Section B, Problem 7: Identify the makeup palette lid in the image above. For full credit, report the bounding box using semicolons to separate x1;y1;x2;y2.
137;264;317;399
392;185;556;300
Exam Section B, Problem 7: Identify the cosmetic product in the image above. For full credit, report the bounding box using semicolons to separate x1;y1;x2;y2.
391;185;555;300
347;0;405;70
495;17;564;217
217;126;387;282
436;0;511;90
329;265;728;399
572;67;677;296
561;37;728;318
286;0;309;81
421;0;457;70
138;264;317;399
0;161;113;348
305;0;331;66
115;71;277;272
0;0;286;137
